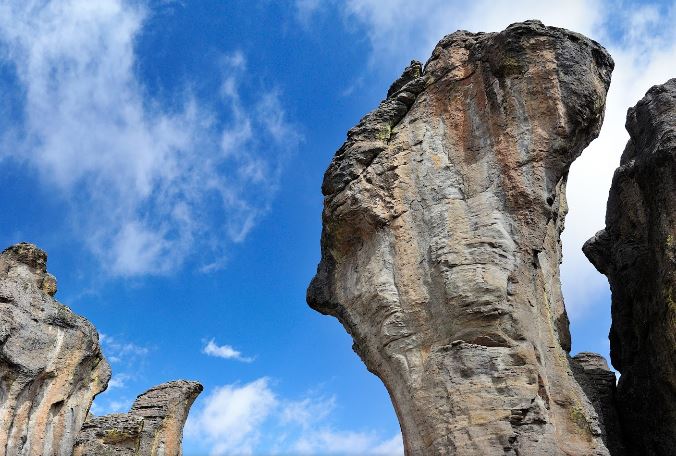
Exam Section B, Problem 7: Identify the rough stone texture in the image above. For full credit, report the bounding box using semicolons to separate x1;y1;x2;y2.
309;21;615;455
571;353;625;455
74;380;203;456
0;243;111;456
583;79;676;456
74;414;144;456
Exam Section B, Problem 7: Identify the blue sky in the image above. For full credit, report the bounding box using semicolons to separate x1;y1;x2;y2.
0;1;674;455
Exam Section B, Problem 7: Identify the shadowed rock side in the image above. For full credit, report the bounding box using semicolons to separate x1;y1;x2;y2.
0;243;111;456
570;353;625;455
74;380;203;456
583;79;676;456
308;21;615;455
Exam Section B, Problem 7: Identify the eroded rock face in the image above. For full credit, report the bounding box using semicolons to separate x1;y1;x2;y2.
0;243;111;456
74;381;202;456
583;79;676;456
309;21;614;455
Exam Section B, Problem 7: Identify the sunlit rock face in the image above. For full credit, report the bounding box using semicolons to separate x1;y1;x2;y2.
0;243;111;456
309;20;614;455
74;380;203;456
584;79;676;456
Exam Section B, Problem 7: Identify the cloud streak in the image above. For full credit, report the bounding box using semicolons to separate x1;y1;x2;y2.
0;0;299;276
202;338;254;363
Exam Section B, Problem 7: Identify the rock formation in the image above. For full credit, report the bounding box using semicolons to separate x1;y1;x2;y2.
571;353;625;455
0;243;111;456
74;381;203;456
0;242;202;455
583;79;676;456
308;21;615;455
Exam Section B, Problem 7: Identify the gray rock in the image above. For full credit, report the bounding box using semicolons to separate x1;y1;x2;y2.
74;380;203;456
0;243;111;456
583;78;676;456
309;20;615;455
74;414;144;456
571;353;625;455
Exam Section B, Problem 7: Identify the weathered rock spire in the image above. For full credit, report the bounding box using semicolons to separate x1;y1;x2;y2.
584;78;676;456
309;20;614;455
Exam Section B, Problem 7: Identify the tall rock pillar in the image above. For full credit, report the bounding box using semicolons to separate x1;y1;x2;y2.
309;21;614;455
584;79;676;456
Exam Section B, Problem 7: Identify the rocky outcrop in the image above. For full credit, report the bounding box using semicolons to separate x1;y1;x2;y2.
74;381;203;456
0;242;202;455
0;243;111;456
583;79;676;456
309;21;615;455
571;353;625;455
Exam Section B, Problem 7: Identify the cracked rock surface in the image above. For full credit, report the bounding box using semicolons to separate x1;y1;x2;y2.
584;78;676;456
309;20;614;455
0;243;111;456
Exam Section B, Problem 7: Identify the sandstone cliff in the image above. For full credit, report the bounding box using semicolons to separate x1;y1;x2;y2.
74;380;203;456
0;243;202;455
583;79;676;456
0;243;111;456
309;21;615;455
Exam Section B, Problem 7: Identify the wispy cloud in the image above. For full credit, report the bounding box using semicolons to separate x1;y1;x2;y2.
202;338;254;363
99;333;150;365
0;0;300;276
186;380;403;455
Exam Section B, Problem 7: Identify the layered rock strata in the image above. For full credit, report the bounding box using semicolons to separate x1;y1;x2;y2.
309;21;615;455
74;380;203;456
583;79;676;456
0;243;111;456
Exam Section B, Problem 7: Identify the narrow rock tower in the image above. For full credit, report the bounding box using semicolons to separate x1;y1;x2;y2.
309;21;614;455
584;79;676;456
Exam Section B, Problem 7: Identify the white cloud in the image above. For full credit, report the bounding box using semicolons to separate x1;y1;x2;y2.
186;378;278;455
303;0;675;319
107;373;130;389
186;380;403;456
202;338;253;363
0;0;299;276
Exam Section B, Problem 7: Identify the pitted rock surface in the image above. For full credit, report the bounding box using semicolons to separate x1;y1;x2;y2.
0;243;111;456
583;78;676;456
75;380;203;456
309;21;614;455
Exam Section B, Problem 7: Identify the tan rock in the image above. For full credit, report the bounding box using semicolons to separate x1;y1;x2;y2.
74;380;203;456
309;21;614;455
0;243;111;456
